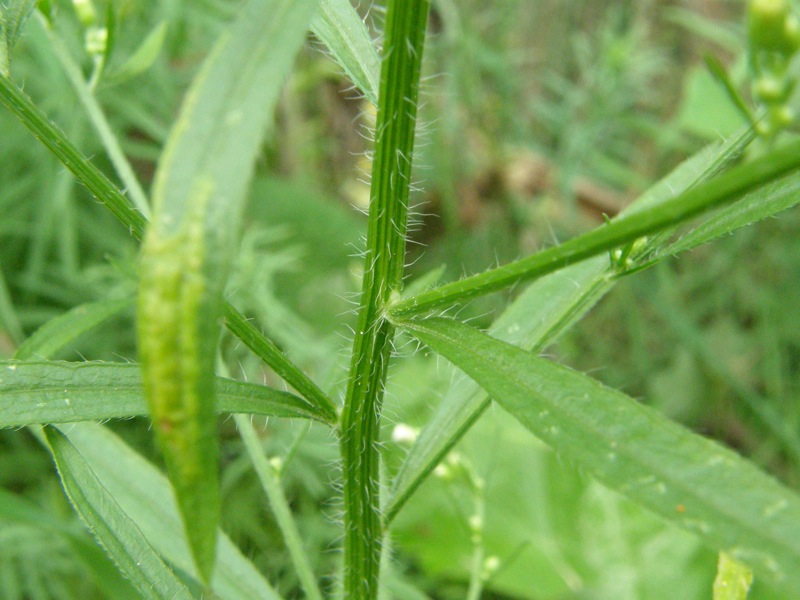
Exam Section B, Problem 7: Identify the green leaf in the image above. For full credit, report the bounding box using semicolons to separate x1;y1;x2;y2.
399;316;800;596
0;361;332;428
714;552;754;600
0;74;148;239
43;426;196;600
0;0;36;75
54;422;283;600
311;0;380;105
137;0;319;581
14;296;134;361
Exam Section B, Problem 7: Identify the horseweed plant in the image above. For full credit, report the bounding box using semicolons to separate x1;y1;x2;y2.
2;0;800;598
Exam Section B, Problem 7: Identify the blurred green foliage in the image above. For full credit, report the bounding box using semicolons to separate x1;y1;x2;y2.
1;0;798;598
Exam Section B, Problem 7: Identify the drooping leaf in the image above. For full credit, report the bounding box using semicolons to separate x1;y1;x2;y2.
137;0;319;581
44;427;193;600
0;361;332;429
386;256;612;522
43;426;196;600
59;422;283;600
400;316;800;595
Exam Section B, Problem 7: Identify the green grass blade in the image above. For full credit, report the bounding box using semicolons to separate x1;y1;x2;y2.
311;0;380;105
137;0;320;580
390;137;800;318
14;296;134;361
43;426;196;600
401;316;800;596
59;422;284;600
0;361;332;428
35;12;151;218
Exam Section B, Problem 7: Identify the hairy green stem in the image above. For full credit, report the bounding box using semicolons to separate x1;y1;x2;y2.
389;138;800;318
339;0;429;597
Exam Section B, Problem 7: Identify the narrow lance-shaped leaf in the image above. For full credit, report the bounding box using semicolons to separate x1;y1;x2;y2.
137;0;319;582
662;169;800;257
386;126;757;523
43;426;196;600
311;0;380;105
60;422;284;600
385;257;613;522
399;316;800;596
0;361;332;428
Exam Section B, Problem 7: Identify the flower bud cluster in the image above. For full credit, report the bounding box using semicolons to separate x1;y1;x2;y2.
748;0;800;135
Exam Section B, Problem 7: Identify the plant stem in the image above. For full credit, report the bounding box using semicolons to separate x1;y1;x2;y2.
339;0;429;597
35;11;152;219
389;138;800;318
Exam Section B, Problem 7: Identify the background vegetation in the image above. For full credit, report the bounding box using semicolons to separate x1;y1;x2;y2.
1;0;798;598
